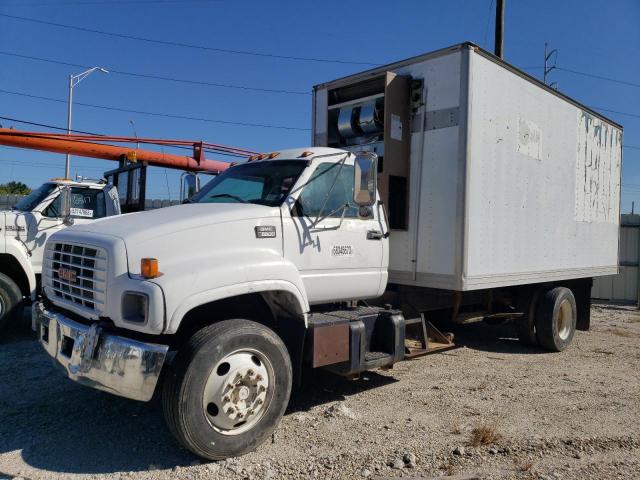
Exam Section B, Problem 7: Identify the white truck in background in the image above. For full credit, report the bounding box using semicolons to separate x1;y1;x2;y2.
0;178;120;332
33;43;622;460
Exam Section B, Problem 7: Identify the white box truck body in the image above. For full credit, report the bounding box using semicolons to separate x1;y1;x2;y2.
312;42;622;291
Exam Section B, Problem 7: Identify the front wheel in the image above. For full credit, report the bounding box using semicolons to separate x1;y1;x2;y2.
162;319;292;460
0;272;23;333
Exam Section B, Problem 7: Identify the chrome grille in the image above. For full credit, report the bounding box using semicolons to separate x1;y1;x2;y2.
44;242;107;313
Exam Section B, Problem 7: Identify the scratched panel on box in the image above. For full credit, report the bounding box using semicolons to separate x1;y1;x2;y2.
574;112;622;224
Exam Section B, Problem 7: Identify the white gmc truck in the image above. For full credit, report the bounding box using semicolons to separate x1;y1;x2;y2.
0;179;120;332
33;44;622;460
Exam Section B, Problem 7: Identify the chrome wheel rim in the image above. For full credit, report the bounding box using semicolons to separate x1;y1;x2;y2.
202;349;273;436
0;296;5;319
557;299;572;340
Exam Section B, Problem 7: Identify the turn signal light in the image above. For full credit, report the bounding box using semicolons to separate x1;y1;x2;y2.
141;258;160;278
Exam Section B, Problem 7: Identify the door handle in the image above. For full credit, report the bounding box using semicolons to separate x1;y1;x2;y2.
367;230;383;240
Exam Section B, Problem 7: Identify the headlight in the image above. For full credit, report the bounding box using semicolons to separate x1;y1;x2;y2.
121;292;149;324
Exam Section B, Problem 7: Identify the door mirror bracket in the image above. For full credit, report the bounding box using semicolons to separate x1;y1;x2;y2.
60;186;74;226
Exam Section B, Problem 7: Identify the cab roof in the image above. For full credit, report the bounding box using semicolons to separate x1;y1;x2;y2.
245;147;349;163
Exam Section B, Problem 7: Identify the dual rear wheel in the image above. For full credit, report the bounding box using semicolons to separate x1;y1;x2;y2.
515;286;577;352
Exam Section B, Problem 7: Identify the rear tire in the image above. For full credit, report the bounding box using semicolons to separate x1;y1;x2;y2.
162;319;292;460
0;273;23;333
515;288;542;346
535;287;577;352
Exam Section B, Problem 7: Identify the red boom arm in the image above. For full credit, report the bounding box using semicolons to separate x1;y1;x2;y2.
0;129;258;173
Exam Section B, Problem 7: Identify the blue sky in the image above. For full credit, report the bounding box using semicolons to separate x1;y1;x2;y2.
0;0;638;209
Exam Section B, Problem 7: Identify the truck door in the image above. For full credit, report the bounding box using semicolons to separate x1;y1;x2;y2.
282;158;387;304
28;187;109;272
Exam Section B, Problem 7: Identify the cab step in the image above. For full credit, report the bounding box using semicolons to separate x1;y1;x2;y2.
308;306;404;376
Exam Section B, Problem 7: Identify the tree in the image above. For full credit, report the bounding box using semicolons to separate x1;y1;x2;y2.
0;181;31;195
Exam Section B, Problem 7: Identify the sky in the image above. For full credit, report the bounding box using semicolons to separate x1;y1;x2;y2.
0;0;638;209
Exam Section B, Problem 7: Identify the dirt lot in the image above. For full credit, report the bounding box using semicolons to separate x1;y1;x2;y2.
1;303;639;480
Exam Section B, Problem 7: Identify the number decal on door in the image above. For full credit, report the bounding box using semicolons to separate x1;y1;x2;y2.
331;245;353;257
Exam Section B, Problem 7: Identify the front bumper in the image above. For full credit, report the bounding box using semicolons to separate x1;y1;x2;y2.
33;302;169;402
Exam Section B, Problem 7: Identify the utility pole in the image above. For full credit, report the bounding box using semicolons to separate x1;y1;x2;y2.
494;0;505;58
544;42;558;87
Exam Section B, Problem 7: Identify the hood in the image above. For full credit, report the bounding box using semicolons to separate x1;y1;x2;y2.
68;202;280;244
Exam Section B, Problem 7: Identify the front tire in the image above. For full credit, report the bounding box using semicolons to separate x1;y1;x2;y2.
162;319;292;460
535;287;577;352
0;273;23;333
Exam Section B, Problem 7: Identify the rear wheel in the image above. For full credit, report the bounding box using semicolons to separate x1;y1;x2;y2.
515;288;542;346
0;273;22;333
163;319;292;460
535;287;577;352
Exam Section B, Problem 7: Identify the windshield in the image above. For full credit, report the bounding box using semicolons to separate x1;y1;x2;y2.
192;160;308;206
13;183;57;212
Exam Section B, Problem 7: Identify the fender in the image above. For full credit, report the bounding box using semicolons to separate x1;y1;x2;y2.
165;278;309;334
3;237;37;300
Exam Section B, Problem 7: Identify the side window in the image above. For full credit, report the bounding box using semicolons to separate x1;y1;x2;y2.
297;163;358;219
43;194;62;218
43;188;107;219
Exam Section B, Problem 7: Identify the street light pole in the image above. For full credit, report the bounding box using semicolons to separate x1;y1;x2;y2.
65;66;109;179
66;74;73;179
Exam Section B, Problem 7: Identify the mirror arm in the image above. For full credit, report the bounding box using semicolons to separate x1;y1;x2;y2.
377;200;390;238
310;204;349;230
311;157;346;227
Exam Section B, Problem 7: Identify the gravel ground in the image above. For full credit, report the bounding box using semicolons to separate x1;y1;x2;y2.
1;303;639;480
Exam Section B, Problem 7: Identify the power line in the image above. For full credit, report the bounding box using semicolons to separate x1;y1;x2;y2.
0;13;379;66
556;67;640;89
4;0;221;5
0;115;103;135
0;88;311;131
7;85;639;130
0;50;310;96
588;107;640;120
482;0;495;50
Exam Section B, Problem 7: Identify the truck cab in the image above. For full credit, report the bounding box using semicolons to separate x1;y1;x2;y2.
0;178;119;331
34;147;395;459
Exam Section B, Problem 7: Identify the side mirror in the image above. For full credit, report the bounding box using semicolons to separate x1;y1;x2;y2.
353;152;377;206
60;186;74;226
180;173;200;202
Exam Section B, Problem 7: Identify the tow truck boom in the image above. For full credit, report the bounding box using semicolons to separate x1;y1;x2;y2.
0;128;255;173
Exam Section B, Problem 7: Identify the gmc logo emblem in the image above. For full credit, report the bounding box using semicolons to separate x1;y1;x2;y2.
58;268;77;283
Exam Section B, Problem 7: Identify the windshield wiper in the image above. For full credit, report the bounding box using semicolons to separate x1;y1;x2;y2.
207;193;249;203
